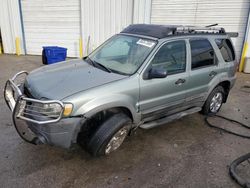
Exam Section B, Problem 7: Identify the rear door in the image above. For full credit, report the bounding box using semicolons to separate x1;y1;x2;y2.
184;38;218;107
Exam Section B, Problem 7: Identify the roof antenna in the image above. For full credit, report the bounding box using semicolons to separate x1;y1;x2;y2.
206;23;218;28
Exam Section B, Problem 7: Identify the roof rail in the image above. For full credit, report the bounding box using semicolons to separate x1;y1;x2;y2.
205;23;218;28
227;32;239;38
121;24;234;39
174;26;226;35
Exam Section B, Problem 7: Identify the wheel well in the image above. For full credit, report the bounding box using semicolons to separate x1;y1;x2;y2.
218;81;231;102
76;107;133;147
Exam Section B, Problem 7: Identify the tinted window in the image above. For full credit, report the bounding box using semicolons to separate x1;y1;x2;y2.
151;40;186;74
215;39;235;62
190;39;215;69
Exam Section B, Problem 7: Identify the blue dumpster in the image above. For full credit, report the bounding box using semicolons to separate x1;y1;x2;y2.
42;46;67;65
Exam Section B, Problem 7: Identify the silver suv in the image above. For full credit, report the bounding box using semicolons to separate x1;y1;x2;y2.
4;24;238;156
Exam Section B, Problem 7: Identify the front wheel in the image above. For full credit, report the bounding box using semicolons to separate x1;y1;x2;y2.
87;113;132;157
202;86;225;115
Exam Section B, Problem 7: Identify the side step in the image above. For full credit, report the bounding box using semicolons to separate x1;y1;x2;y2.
140;107;201;129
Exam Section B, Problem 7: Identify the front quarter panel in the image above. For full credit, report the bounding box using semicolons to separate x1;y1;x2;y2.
76;94;139;122
63;75;140;123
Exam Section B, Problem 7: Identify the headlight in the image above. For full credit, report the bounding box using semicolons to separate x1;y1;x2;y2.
42;103;63;115
43;103;73;117
25;101;73;118
47;103;62;113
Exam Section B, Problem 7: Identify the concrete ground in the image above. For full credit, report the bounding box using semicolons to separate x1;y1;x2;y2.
0;54;250;188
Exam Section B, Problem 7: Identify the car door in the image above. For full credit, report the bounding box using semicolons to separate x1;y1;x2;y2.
184;38;218;107
139;40;189;121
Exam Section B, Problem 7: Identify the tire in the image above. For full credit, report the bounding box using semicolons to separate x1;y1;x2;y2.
87;113;132;157
202;86;225;115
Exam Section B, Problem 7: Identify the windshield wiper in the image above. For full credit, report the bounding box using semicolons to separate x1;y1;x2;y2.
85;57;95;66
85;57;111;73
89;58;112;73
93;61;112;73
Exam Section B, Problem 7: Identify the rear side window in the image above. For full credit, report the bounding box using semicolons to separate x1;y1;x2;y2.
190;39;215;69
215;39;235;62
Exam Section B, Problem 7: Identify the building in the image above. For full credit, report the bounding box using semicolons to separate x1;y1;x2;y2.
0;0;249;68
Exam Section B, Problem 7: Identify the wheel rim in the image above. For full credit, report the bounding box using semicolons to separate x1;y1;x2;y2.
105;125;130;155
210;92;223;113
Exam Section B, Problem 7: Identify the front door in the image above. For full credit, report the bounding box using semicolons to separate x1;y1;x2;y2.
139;40;189;122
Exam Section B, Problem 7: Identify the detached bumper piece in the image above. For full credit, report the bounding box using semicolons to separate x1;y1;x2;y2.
4;71;64;145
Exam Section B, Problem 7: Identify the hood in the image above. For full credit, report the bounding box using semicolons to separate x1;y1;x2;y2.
25;59;127;100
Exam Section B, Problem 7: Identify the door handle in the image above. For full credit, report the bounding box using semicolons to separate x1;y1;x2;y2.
175;78;186;85
209;71;217;77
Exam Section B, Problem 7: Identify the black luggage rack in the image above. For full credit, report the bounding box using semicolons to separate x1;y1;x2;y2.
175;26;238;38
121;24;238;39
174;25;225;35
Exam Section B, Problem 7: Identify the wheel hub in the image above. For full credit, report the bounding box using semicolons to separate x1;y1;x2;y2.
210;92;223;113
105;125;130;154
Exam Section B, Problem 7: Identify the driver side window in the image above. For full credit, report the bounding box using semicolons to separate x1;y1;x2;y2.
151;40;186;75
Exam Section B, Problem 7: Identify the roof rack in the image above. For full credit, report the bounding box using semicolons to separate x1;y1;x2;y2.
121;24;237;39
174;25;226;35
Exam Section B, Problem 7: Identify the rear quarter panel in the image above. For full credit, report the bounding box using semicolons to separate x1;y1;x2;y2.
205;36;237;98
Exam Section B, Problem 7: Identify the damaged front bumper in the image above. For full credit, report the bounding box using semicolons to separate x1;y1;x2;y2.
4;71;84;148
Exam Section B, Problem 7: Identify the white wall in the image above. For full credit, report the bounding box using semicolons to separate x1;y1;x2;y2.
1;0;248;59
20;0;152;57
81;0;152;55
133;0;152;24
81;0;134;55
0;0;152;57
0;0;24;54
21;0;81;57
151;0;250;59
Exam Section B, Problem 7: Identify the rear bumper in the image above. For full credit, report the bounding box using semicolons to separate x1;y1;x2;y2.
4;71;85;148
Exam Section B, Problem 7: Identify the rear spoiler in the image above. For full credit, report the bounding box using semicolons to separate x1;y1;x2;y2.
227;32;239;38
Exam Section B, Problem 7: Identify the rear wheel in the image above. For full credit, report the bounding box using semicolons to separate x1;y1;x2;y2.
202;86;225;115
87;113;132;157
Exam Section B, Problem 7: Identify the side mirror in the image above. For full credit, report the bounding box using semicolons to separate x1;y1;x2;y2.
148;66;167;79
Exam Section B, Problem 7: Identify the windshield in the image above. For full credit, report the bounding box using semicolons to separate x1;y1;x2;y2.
88;35;156;75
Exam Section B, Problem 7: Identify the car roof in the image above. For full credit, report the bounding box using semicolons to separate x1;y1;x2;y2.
121;24;228;39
